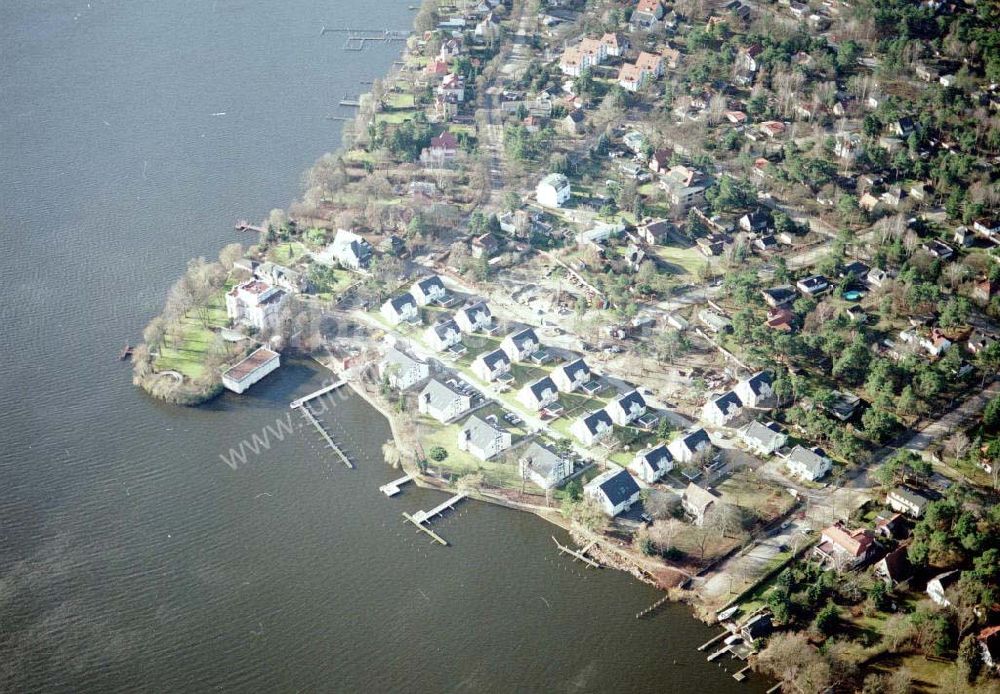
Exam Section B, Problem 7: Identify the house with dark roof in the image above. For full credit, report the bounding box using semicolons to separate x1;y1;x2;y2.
518;376;559;411
606;390;648;426
380;292;420;325
455;301;493;333
323;228;373;270
570;409;614;446
424;318;463;352
418;379;472;423
668;428;713;464
735;371;774;408
472;348;512;382
874;545;914;587
682;483;718;526
739;421;787;455
629;444;674;483
702;390;744;428
410;275;448;306
518;442;571;490
796;274;830;297
585;468;641;516
762;285;797;308
637;218;672;245
552;358;591;393
785;445;831;482
501;328;540;362
458;415;511;461
739;208;772;233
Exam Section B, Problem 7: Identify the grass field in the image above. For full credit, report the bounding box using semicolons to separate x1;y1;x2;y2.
267;241;311;264
154;292;230;380
653;245;706;276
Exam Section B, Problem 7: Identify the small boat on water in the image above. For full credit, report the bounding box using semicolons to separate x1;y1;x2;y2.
119;343;133;361
716;606;739;622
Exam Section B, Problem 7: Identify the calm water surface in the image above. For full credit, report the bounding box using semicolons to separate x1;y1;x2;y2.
0;1;768;691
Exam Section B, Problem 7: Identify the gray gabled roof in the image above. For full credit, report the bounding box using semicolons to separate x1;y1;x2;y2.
519;441;566;476
382;347;424;371
461;415;507;450
684;482;717;513
741;420;784;448
889;486;930;510
420;379;468;410
788;445;829;476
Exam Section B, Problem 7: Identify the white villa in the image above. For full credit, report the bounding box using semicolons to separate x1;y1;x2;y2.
380;292;419;325
518;441;571;490
552;358;591;393
225;280;288;332
536;173;571;208
222;347;281;394
377;347;429;390
606;390;647;426
629;444;674;483
571;409;614;446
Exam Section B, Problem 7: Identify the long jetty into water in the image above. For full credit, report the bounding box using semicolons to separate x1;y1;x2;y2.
402;492;467;546
290;381;353;469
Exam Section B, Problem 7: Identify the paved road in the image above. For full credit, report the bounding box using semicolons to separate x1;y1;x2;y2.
897;379;1000;453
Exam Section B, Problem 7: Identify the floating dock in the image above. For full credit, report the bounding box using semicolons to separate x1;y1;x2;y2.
733;666;751;682
380;473;414;497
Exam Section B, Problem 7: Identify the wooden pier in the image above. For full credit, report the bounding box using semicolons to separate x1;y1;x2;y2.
379;473;414;497
234;220;265;234
402;492;467;546
697;630;730;652
707;645;732;662
733;666;751;682
551;537;601;569
289;380;346;410
298;403;353;469
411;493;466;524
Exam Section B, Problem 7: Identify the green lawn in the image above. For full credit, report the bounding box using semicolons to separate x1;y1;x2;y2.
384;92;415;109
154;292;230;379
375;109;418;124
267;241;311;264
653;245;705;276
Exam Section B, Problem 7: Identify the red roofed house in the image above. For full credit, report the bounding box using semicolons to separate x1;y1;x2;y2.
600;32;628;57
421;131;460;165
813;522;876;569
978;626;1000;671
759;121;787;138
426;59;449;76
636;51;665;79
635;0;665;20
618;63;646;92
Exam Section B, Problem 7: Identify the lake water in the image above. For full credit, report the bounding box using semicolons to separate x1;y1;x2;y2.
0;1;768;691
